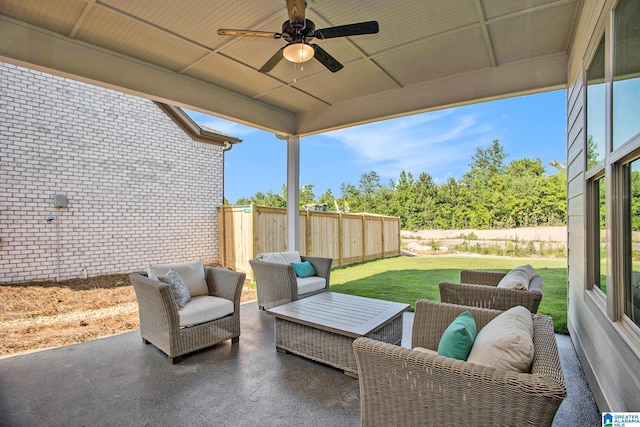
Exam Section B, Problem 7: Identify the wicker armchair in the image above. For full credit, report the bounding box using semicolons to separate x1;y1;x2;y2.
249;254;332;310
354;300;566;427
439;269;543;313
129;266;245;363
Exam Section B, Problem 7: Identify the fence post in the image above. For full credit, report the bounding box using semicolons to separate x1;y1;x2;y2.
338;211;344;267
381;215;385;259
305;209;311;255
361;213;366;262
250;203;257;262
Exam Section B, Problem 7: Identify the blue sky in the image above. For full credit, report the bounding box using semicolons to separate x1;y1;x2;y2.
186;89;566;204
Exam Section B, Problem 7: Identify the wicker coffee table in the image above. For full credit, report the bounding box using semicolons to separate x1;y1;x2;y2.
266;292;409;377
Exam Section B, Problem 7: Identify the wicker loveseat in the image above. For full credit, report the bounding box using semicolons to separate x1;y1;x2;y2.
353;300;566;427
129;260;245;363
439;267;543;313
249;251;332;310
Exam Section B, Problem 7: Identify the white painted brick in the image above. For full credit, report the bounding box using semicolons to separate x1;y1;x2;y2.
1;62;226;282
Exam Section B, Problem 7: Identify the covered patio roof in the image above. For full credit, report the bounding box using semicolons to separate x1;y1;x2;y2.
0;0;580;137
0;0;581;249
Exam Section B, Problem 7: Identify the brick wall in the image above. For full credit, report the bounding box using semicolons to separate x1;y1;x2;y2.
0;63;225;283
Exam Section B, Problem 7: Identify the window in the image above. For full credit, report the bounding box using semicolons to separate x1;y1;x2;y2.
624;160;640;327
613;0;640;149
592;176;607;294
587;36;606;168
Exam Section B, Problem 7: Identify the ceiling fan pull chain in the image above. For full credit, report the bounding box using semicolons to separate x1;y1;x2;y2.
293;63;297;82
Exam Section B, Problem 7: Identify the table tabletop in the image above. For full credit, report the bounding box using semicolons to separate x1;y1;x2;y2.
267;292;409;338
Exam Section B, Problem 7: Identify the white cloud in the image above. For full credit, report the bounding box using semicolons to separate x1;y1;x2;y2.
322;107;498;182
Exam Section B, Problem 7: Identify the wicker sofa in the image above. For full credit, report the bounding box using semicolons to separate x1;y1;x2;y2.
249;251;332;310
129;261;245;363
439;268;543;313
353;300;566;427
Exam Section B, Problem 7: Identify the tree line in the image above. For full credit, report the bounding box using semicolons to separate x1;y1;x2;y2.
232;140;567;230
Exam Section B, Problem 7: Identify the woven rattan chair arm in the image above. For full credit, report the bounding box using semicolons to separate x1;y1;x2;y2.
439;281;543;313
460;269;505;286
205;267;245;307
531;315;567;391
129;273;181;333
249;259;298;309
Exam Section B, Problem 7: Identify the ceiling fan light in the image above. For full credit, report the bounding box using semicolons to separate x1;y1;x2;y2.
283;43;314;63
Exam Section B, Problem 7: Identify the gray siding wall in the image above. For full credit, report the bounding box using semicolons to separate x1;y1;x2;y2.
566;1;640;411
0;63;224;283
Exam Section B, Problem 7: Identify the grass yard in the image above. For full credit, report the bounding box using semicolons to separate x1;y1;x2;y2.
329;255;568;334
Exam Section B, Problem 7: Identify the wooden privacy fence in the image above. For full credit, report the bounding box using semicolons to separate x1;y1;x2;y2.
218;203;401;281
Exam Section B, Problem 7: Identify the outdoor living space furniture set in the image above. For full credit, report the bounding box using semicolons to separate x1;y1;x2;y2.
130;256;564;425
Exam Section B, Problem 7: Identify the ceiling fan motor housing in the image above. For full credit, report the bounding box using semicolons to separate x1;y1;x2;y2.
282;19;316;42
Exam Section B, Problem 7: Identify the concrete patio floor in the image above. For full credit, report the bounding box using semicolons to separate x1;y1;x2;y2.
0;301;601;426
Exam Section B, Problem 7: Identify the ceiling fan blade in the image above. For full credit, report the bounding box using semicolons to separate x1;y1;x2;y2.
311;44;343;73
314;21;379;40
259;47;285;73
217;29;282;39
286;0;306;27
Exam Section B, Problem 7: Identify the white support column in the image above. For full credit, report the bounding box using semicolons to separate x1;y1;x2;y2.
285;135;300;251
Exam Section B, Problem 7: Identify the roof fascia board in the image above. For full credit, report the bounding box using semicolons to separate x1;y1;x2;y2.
295;54;568;136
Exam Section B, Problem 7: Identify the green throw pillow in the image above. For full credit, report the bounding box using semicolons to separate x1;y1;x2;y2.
291;261;317;278
437;311;477;360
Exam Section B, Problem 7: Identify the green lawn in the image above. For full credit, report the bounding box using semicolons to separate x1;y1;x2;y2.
329;255;568;334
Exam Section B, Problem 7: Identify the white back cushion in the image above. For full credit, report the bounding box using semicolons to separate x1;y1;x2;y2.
281;251;302;264
148;259;209;297
467;305;534;373
257;252;287;264
497;265;535;290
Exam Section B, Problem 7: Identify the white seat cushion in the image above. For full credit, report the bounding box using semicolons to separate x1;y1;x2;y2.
148;259;209;297
178;295;234;328
297;276;326;295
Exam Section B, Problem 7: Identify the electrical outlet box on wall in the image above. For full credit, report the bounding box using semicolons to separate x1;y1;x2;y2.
53;194;67;208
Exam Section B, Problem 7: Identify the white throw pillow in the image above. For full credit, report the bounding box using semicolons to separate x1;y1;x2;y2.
148;259;209;297
497;265;535;290
466;305;534;373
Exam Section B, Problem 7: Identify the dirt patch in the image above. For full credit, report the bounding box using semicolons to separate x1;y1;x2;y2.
0;272;257;359
401;226;567;255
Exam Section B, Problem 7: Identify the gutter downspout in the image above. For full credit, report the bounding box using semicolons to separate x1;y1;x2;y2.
222;142;234;205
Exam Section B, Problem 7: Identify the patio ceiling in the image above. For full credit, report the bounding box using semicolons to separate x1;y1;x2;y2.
0;0;580;137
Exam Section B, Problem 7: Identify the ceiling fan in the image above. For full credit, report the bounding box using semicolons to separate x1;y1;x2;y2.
217;0;379;73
